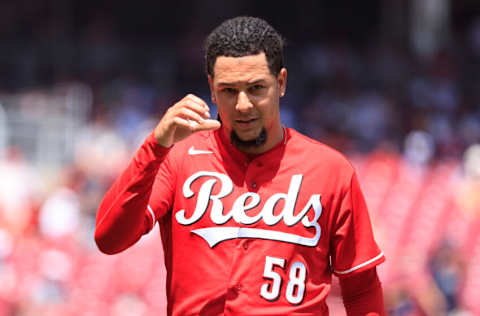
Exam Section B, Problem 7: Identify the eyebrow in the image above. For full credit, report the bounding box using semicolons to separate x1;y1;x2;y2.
217;79;267;87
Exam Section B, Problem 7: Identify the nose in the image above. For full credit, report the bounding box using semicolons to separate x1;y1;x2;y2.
235;91;253;113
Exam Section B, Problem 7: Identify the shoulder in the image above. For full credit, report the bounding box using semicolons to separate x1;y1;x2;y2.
286;128;355;174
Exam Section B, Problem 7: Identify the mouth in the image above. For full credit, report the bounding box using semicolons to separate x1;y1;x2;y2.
235;118;258;125
235;118;259;130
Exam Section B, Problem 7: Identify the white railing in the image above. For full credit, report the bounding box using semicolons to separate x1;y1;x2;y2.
0;102;6;159
0;83;92;167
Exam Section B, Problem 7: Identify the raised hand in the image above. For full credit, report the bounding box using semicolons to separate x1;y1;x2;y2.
154;94;221;148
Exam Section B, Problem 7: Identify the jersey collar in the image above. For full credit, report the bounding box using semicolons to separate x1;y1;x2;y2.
214;126;290;165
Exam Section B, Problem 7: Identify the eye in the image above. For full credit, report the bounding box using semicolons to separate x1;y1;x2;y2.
222;87;237;94
248;85;265;94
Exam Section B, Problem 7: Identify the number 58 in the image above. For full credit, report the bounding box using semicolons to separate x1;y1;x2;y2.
260;256;306;305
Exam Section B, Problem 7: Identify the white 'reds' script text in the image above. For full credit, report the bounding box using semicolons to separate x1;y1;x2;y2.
175;171;322;247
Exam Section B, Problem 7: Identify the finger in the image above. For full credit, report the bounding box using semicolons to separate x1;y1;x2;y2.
172;116;196;131
178;99;211;119
184;95;211;117
177;107;206;125
185;94;209;108
193;119;221;132
202;110;211;119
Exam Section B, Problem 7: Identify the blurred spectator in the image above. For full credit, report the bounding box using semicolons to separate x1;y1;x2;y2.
0;147;40;238
403;130;435;166
428;242;467;314
38;166;84;239
385;284;424;316
462;143;480;180
74;112;129;184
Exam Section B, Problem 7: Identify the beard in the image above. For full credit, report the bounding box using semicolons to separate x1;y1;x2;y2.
230;127;267;150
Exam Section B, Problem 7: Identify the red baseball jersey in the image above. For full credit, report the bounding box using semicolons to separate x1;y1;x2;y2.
95;127;385;315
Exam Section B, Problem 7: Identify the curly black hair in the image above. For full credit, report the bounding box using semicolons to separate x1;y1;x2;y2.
204;16;285;77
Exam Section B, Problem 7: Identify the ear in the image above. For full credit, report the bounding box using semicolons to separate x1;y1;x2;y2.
277;68;287;98
208;75;216;103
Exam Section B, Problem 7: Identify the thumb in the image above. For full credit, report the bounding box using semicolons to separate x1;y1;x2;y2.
193;119;221;132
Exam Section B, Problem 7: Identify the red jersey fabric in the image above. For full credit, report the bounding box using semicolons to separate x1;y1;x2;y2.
95;127;385;315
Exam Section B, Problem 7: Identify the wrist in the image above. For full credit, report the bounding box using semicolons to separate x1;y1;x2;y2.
154;126;174;148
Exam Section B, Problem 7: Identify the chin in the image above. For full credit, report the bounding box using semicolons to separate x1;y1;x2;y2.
231;127;267;149
238;132;259;141
236;128;262;140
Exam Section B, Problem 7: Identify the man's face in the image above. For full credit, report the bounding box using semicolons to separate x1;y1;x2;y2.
208;52;287;153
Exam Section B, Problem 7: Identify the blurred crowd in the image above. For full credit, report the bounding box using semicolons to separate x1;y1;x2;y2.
1;1;480;315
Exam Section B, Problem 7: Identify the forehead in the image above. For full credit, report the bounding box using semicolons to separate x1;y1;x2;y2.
212;53;273;83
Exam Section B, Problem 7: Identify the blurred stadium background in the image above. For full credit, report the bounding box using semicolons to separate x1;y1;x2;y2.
0;0;480;315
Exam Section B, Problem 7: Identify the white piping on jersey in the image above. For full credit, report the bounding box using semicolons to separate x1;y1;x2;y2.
334;252;384;275
191;226;321;248
147;205;156;231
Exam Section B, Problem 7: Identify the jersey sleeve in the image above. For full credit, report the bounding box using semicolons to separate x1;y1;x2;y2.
94;131;172;254
330;172;385;277
147;144;177;223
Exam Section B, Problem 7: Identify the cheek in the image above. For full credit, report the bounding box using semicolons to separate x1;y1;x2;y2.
259;96;278;117
217;105;234;123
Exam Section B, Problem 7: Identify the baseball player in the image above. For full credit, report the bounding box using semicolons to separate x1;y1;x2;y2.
95;16;386;315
